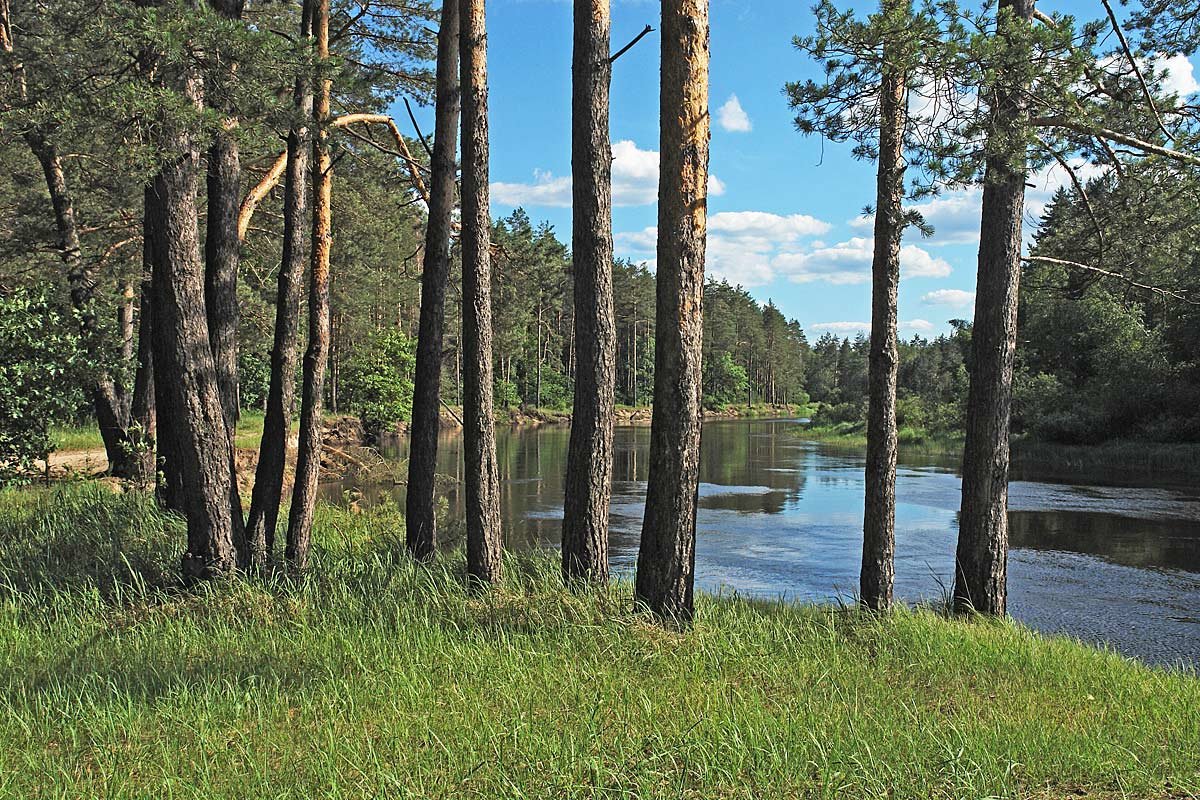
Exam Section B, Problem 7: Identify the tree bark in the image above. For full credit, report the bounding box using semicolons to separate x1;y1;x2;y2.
286;0;332;571
635;0;709;623
459;0;502;586
860;0;909;612
954;0;1034;617
148;67;239;582
406;0;461;561
128;267;157;487
562;0;616;585
245;0;313;569
204;0;247;560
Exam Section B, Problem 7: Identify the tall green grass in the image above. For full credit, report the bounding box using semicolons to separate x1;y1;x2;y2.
0;483;1196;798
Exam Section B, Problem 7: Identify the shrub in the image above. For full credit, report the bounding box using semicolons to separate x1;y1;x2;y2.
0;290;85;482
341;328;416;443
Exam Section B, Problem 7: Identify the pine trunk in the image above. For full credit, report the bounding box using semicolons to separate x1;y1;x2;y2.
406;0;461;561
954;0;1034;616
148;67;239;582
562;0;616;585
245;0;313;568
635;0;709;623
286;0;332;571
459;0;503;586
860;0;908;612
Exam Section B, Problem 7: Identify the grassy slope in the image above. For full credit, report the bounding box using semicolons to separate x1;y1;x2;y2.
0;484;1197;799
51;411;269;454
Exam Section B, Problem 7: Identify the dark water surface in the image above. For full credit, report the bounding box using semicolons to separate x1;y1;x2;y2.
333;417;1200;668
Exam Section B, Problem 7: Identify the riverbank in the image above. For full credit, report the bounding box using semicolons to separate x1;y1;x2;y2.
795;423;1200;479
1;483;1197;798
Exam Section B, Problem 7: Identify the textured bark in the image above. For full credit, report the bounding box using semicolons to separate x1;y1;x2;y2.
128;268;157;486
148;68;239;582
635;0;709;624
954;0;1034;617
406;0;460;561
459;0;502;586
286;0;332;571
561;0;615;585
245;0;313;569
146;186;183;512
204;0;246;559
860;0;908;612
204;131;241;431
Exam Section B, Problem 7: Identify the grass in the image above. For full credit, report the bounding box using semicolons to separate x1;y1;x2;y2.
796;422;964;453
0;484;1196;798
50;411;271;454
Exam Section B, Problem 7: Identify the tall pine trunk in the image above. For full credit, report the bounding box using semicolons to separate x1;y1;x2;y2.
204;0;247;559
860;0;909;612
245;0;313;568
406;0;461;561
148;65;239;582
635;0;709;623
459;0;502;585
287;0;332;571
954;0;1034;616
561;0;616;585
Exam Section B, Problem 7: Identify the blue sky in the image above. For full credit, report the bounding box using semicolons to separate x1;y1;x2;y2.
394;0;1199;339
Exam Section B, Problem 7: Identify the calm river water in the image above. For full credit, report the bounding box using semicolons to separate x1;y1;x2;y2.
334;417;1200;668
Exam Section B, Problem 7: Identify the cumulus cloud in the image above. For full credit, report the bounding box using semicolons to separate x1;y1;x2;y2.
717;94;753;132
615;210;833;287
772;237;952;285
922;288;976;307
1156;53;1200;99
491;140;726;208
891;157;1111;249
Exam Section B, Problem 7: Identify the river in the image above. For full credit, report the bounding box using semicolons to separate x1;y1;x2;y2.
330;417;1200;668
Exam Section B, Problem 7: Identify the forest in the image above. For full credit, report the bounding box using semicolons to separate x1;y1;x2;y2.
1;0;1199;796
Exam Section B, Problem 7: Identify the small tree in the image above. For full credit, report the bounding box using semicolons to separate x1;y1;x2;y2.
342;328;416;443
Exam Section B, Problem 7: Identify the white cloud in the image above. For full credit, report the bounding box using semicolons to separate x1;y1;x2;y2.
771;237;952;285
810;319;936;335
922;288;975;307
1156;53;1200;99
491;140;726;208
717;94;753;133
615;210;833;287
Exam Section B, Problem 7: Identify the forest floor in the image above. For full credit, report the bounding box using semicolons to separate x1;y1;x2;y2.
0;483;1197;799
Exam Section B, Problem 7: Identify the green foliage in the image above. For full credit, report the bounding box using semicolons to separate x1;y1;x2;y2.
703;352;749;408
0;291;85;482
341;328;416;442
493;378;521;410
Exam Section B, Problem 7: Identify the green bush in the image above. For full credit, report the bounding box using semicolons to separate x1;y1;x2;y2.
341;328;416;442
703;352;749;408
0;290;85;482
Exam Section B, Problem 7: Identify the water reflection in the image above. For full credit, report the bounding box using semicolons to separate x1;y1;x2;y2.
328;417;1200;667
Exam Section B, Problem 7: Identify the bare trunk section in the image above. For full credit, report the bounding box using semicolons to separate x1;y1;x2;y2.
635;0;709;623
459;0;502;586
562;0;615;585
148;68;239;582
286;0;332;571
245;0;313;569
406;0;461;561
954;0;1034;617
204;0;247;559
860;0;908;612
128;266;157;486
